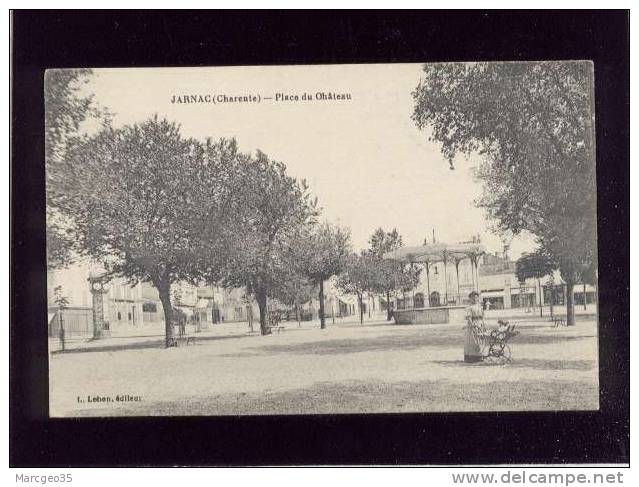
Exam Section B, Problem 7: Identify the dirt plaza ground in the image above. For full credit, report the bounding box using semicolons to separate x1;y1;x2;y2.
49;313;599;416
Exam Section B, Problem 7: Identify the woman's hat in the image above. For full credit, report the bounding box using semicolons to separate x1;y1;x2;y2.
468;291;479;298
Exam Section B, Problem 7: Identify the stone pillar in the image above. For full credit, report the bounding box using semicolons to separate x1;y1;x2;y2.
503;280;512;309
89;274;111;339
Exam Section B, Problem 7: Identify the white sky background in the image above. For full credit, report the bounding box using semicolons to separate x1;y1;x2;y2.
85;64;535;258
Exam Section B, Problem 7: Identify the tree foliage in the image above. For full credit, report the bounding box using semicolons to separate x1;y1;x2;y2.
367;228;420;319
413;61;597;325
515;251;556;283
52;285;70;310
369;227;403;257
48;116;237;346
45;69;109;270
207;150;320;335
296;223;351;328
300;223;351;284
336;252;380;325
46;215;77;270
45;69;106;165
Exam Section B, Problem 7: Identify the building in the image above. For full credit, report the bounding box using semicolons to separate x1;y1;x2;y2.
47;264;221;335
47;263;375;336
478;250;597;310
388;242;597;312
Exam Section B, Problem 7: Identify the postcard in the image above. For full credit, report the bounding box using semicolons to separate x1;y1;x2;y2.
45;62;599;417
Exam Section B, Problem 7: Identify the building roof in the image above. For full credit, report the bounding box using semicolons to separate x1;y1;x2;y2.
383;242;486;264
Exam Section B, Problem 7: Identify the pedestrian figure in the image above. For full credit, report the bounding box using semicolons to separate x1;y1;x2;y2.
464;291;485;363
179;317;186;337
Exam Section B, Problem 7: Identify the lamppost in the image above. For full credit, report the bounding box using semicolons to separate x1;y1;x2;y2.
88;272;111;339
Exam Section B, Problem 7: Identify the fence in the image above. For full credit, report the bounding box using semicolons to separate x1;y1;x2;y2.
396;293;472;310
48;307;93;338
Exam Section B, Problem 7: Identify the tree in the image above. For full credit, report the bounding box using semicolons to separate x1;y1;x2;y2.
369;228;403;257
578;257;598;310
336;252;379;325
413;61;597;326
297;223;351;329
516;250;556;317
368;228;408;320
515;251;556;283
52;285;70;310
46;216;76;270
45;69;109;270
52;285;70;351
210;150;319;335
48;116;236;347
269;272;316;326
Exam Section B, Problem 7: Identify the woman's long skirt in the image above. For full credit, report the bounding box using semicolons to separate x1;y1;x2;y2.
464;324;483;363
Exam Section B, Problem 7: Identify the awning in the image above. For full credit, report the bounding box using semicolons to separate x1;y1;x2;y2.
480;289;504;298
510;287;536;295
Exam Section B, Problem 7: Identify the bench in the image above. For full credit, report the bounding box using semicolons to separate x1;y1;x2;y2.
551;317;566;328
267;310;285;334
168;336;197;347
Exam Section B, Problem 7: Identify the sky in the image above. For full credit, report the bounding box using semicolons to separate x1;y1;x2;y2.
84;64;535;259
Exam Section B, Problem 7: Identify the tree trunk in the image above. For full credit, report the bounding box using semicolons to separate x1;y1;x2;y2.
566;281;576;326
386;291;392;321
538;279;543;317
247;304;254;332
295;300;301;327
256;289;270;335
583;282;587;310
358;293;364;325
318;280;326;329
158;283;174;348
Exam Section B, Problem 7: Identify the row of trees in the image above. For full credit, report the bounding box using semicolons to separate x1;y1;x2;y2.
47;112;343;343
45;70;422;346
413;61;598;325
336;229;421;324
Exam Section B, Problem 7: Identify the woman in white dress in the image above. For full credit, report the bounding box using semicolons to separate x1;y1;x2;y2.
464;291;485;363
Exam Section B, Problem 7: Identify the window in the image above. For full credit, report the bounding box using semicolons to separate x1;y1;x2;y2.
142;302;157;313
117;312;122;321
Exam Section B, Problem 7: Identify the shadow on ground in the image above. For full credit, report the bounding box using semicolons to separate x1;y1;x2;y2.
252;329;593;356
50;333;241;355
432;358;596;371
51;322;595;357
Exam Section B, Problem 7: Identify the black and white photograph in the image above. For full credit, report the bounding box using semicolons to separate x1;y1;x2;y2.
45;62;600;417
10;10;630;468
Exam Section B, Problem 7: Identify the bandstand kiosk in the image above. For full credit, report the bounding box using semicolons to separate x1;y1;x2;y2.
383;242;486;325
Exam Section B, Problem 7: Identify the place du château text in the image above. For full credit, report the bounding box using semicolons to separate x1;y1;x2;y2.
170;91;353;105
